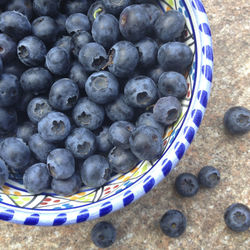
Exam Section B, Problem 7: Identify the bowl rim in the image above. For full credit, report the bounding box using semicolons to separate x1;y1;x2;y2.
0;0;213;226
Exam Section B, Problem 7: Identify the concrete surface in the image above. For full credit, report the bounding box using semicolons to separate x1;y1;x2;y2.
0;0;249;249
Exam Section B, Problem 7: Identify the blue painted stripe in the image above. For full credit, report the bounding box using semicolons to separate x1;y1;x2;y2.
143;176;155;193
76;209;89;223
53;213;67;226
123;191;134;207
24;213;40;225
99;202;112;217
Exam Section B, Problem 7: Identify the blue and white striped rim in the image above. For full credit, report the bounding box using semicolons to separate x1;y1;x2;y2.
0;0;213;226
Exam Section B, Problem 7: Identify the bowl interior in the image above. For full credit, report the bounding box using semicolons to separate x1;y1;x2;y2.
1;0;196;212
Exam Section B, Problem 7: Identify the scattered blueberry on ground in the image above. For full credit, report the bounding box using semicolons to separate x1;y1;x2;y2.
198;166;220;188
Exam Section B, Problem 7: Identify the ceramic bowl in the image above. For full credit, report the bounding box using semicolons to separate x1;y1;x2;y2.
0;0;213;226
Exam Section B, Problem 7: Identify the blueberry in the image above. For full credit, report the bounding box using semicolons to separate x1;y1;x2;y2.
85;71;119;104
91;221;116;248
80;154;111;188
105;95;134;122
47;148;75;180
0;73;20;107
87;1;106;24
0;107;17;135
102;0;132;16
224;203;250;232
136;37;158;68
153;96;182;126
49;78;79;111
223;106;250;135
55;14;67;36
0;137;31;171
141;3;162;29
17;36;47;67
109;121;135;149
69;62;88;91
32;16;58;44
7;0;33;21
129;125;163;161
158;72;188;99
62;0;90;15
20;67;53;95
0;33;17;63
0;11;31;41
119;5;150;42
108;41;139;78
0;158;8;188
65;127;96;160
27;97;52;124
16;122;37;143
147;65;165;84
154;10;185;42
33;0;60;17
160;210;187;238
0;58;2;75
92;14;120;49
45;47;71;75
72;31;92;57
38;111;71;143
79;43;107;72
55;36;73;57
136;112;165;137
95;127;113;153
175;173;199;197
66;13;90;35
23;163;51;194
3;59;28;78
28;133;57;163
108;147;138;173
73;98;105;130
51;173;82;196
124;76;158;108
198;166;220;188
158;42;193;73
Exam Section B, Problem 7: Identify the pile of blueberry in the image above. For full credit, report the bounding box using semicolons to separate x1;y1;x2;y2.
0;0;194;196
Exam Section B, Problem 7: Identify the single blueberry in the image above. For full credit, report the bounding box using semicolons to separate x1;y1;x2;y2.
0;158;8;188
119;5;150;42
0;73;20;107
154;10;186;42
49;78;79;111
108;147;138;173
28;133;57;163
17;122;37;143
55;14;67;36
65;127;97;160
124;75;158;108
66;13;90;35
158;71;188;99
51;173;82;196
20;67;53;95
62;0;90;15
17;36;47;67
102;0;132;16
47;148;75;180
92;13;120;49
0;11;31;41
72;98;105;130
72;31;92;57
224;203;250;232
141;3;162;29
55;36;73;56
153;96;182;126
158;42;193;73
0;137;31;171
109;121;135;149
27;97;52;124
95;127;113;154
0;33;17;63
23;163;51;194
105;95;134;122
80;154;111;188
175;173;199;197
7;0;33;21
38;111;71;143
160;210;187;238
33;0;60;17
79;42;108;72
0;107;17;135
198;166;220;188
85;71;119;104
45;47;71;75
223;106;250;135
129;125;163;161
147;65;165;84
91;221;116;248
108;41;139;78
69;62;88;91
